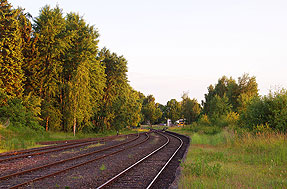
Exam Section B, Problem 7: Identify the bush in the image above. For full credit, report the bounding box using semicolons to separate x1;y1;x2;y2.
0;90;43;131
240;89;287;133
198;114;211;126
212;111;239;128
225;111;239;125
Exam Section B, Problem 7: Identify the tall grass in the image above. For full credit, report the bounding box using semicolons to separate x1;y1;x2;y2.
229;132;287;165
0;127;47;151
175;127;287;188
191;132;227;146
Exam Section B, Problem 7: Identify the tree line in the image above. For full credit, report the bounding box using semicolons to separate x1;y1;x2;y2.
200;74;287;133
160;73;286;133
1;1;286;134
0;1;155;134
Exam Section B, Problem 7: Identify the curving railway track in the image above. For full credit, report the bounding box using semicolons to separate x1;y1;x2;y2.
0;130;189;189
96;130;187;189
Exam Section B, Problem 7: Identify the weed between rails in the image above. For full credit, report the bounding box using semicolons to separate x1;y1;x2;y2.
99;164;106;171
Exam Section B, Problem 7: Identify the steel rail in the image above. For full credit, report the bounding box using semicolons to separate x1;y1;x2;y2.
0;139;107;163
5;133;150;189
0;138;101;158
96;131;170;189
146;131;183;189
0;134;136;159
0;133;141;181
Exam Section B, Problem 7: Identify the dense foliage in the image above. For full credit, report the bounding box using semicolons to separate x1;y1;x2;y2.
0;1;144;134
199;74;286;133
159;73;286;133
0;0;24;97
141;95;162;125
240;89;287;133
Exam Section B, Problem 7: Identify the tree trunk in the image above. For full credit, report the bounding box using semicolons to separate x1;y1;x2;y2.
73;116;76;136
46;116;49;131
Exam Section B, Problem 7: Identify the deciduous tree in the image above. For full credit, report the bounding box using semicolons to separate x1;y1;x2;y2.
62;13;105;135
166;99;181;124
181;93;201;124
141;95;162;125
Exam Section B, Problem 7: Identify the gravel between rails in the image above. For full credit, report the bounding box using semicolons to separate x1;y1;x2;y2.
0;130;190;189
0;133;139;160
0;134;138;177
150;131;190;189
102;131;184;189
19;132;162;188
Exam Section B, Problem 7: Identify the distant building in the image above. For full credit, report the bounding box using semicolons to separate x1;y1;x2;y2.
167;119;172;126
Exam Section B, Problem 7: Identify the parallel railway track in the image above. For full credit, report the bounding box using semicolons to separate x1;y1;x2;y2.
0;130;189;189
0;134;137;163
0;132;149;188
96;130;186;189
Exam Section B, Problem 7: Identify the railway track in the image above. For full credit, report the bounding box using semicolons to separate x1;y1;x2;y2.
0;132;150;188
0;130;189;188
0;134;137;163
96;130;187;189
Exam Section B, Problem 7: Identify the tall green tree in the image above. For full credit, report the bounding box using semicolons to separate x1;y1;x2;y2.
202;85;215;115
0;0;24;98
214;76;230;97
181;93;201;124
202;74;258;115
62;13;105;135
18;9;40;96
166;99;181;123
208;94;232;120
96;48;129;131
237;73;258;112
123;87;142;127
33;5;71;131
141;95;162;125
111;86;142;131
157;103;167;124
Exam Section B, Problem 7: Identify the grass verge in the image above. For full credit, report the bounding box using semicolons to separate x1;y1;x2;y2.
0;127;145;153
169;126;287;188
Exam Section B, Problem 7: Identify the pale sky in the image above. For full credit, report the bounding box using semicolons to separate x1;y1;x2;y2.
9;0;287;105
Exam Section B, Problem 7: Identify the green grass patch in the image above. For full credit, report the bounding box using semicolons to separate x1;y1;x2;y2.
170;125;287;188
99;164;106;171
190;132;227;146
